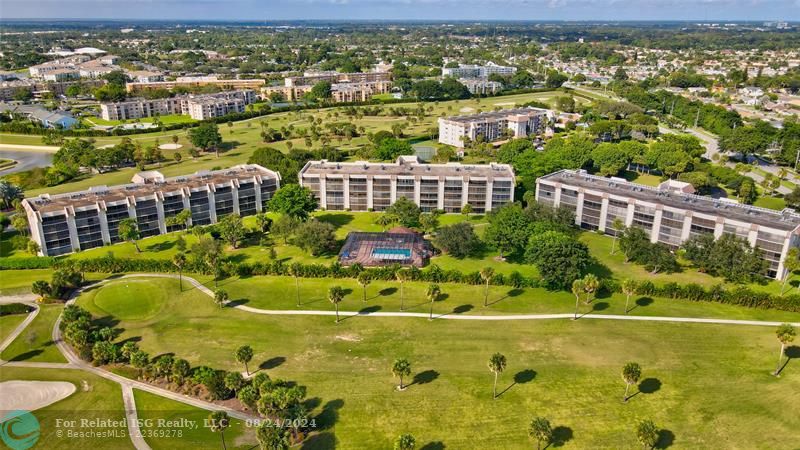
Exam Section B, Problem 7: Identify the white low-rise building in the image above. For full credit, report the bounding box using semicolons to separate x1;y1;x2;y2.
438;107;549;147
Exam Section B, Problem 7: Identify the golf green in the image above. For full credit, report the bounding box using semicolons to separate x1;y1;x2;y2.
92;279;168;320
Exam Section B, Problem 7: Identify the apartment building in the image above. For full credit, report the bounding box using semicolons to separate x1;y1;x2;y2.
125;76;265;93
535;169;800;280
22;165;281;257
442;62;517;79
284;71;391;88
299;155;515;214
438;107;549;147
265;79;392;102
460;79;503;95
100;90;256;121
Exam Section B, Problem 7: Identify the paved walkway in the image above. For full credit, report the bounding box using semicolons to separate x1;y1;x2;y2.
0;300;39;356
104;274;800;327
121;384;150;450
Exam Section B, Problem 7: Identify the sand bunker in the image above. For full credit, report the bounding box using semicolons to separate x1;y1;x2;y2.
493;102;516;106
98;144;116;149
158;143;183;150
459;107;475;113
0;381;76;415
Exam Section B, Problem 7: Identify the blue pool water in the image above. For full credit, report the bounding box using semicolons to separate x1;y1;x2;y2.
372;248;411;258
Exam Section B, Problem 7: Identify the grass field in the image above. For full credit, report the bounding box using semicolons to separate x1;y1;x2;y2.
754;196;787;211
85;114;198;127
0;308;29;343
73;277;800;449
0;366;131;449
1;303;67;363
133;389;253;450
0;269;56;295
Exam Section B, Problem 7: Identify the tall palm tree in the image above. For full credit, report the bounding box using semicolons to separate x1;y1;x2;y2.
235;345;253;376
571;279;585;320
172;252;187;292
488;352;507;399
289;263;302;307
396;269;410;311
610;218;625;254
774;323;796;376
621;278;638;314
328;286;345;323
528;416;553;450
480;267;494;307
622;362;642;402
426;284;440;321
208;411;230;450
392;358;412;391
583;274;600;304
357;272;371;303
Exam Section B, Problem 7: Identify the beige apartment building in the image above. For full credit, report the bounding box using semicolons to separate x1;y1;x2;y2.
299;155;515;214
100;90;256;121
438;107;549;147
535;169;800;280
125;76;265;93
22;165;280;257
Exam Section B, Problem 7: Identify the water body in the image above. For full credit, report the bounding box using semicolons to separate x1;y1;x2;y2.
0;148;53;176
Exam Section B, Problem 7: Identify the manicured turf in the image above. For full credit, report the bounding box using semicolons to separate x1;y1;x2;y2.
1;303;67;363
753;196;787;211
0;269;55;294
0;366;131;450
133;389;253;450
0;309;28;344
92;279;167;320
72;278;800;449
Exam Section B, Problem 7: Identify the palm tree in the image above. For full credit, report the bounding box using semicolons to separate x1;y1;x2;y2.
357;272;371;303
0;213;10;257
582;274;600;304
621;278;638;314
635;419;659;449
426;284;440;321
610;218;625;254
622;362;642;402
774;323;796;376
208;411;230;450
392;358;412;390
328;286;345;323
118;218;141;252
214;289;228;308
528;416;553;450
256;421;289;450
571;279;584;320
288;263;302;307
394;433;416;450
235;345;253;376
375;213;397;231
780;248;800;296
488;352;507;399
480;267;494;307
172;252;187;291
396;269;410;311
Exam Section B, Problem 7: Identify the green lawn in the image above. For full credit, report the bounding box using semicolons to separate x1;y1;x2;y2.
92;279;168;320
1;303;66;363
73;277;800;449
0;269;55;294
85;114;198;127
0;366;131;449
134;389;253;450
0;308;29;343
754;196;787;211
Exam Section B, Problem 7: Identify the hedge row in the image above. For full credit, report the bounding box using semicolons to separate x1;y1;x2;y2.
0;303;34;315
3;255;798;312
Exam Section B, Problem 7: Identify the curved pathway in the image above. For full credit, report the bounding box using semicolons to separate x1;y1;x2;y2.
114;273;800;327
0;300;39;358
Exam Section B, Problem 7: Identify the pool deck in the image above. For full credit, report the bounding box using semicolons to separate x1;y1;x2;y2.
338;230;431;267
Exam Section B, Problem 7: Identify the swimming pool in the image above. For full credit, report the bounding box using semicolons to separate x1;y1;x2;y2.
372;248;411;259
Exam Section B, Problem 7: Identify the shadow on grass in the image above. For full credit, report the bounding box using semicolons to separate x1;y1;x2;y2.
627;296;654;313
551;426;573;447
777;345;800;375
656;429;675;449
301;432;336;449
145;241;175;252
358;305;382;315
578;302;609;319
316;213;354;230
420;442;445;450
496;369;537;398
259;356;286;370
226;299;249;307
452;304;473;314
379;287;397;296
639;377;662;394
409;370;439;387
487;288;524;306
314;399;344;431
8;349;43;361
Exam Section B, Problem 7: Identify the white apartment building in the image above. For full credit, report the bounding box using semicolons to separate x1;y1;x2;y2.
299;155;515;214
438;107;549;147
442;62;517;79
460;79;503;95
22;165;281;257
536;169;800;280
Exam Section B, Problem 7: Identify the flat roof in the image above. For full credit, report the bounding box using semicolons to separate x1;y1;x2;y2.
24;164;280;215
300;156;514;180
441;107;548;124
538;169;800;232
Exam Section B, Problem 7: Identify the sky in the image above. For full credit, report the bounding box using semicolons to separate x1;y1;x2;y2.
2;0;798;21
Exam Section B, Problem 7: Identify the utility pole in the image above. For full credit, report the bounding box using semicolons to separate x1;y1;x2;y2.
694;108;700;128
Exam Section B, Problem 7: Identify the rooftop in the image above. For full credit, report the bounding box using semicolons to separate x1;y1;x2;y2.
24;164;280;215
539;169;800;231
300;155;515;180
440;107;548;124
